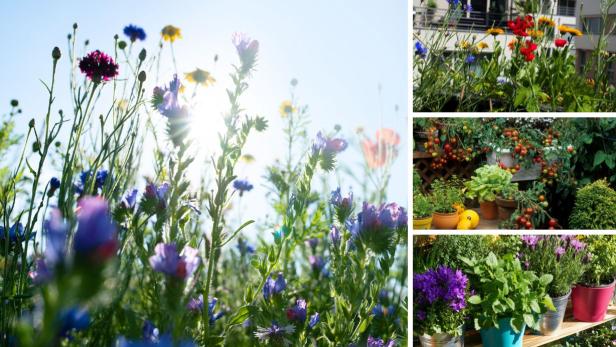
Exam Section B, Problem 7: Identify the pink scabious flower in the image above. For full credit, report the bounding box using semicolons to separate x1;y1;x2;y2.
78;50;119;83
149;243;200;279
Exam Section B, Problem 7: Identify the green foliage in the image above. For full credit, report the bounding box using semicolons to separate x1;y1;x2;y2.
413;194;433;219
465;165;514;202
569;179;616;229
430;177;464;213
581;235;616;286
461;253;555;333
424;235;491;271
552;322;616;347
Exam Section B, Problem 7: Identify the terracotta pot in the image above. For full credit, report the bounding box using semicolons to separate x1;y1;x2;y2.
432;212;459;229
413;216;433;230
495;197;517;221
480;200;498;220
572;281;616;322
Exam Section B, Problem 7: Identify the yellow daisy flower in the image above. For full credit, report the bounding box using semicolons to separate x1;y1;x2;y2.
184;68;215;86
161;25;182;42
558;25;583;36
538;16;555;27
279;100;296;117
486;28;505;36
459;40;471;49
527;29;544;38
476;42;489;49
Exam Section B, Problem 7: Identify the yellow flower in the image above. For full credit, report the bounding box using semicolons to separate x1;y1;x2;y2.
476;42;489;50
527;29;544;38
459;40;471;49
184;68;215;86
240;154;255;163
559;25;583;36
161;25;182;42
538;16;555;27
279;100;296;117
486;28;505;36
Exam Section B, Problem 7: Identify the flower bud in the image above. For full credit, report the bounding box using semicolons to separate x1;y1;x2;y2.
73;23;78;29
139;49;147;61
32;141;41;152
138;71;147;82
52;47;61;60
118;41;127;50
29;119;35;128
10;99;18;107
84;39;89;46
114;34;119;40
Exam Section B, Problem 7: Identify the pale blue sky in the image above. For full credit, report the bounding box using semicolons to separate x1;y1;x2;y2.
0;1;408;234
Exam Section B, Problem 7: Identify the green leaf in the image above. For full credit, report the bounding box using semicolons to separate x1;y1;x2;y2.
594;150;607;167
486;252;498;268
227;305;252;326
523;314;535;330
530;300;541;313
468;295;482;305
538;274;553;286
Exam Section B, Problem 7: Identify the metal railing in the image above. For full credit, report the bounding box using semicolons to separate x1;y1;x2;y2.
413;6;513;30
556;5;576;16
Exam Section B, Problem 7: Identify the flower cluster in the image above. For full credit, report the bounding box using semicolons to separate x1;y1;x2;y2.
330;187;354;222
414;266;468;314
263;272;286;300
79;50;119;83
519;40;538;62
349;201;407;253
232;32;259;74
507;15;534;37
74;169;108;195
152;74;187;118
149;243;200;279
186;295;224;324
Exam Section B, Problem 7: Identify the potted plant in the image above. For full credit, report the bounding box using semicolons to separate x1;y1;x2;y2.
465;165;512;220
430;178;463;229
572;235;616;322
495;178;518;221
414;265;468;347
461;252;555;347
413;193;434;229
569;179;616;229
519;235;587;335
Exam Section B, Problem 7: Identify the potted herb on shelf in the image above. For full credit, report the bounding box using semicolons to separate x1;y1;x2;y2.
414;266;468;347
495;177;519;221
519;235;587;335
465;165;511;220
430;178;464;229
413;193;434;230
461;252;555;347
572;235;616;322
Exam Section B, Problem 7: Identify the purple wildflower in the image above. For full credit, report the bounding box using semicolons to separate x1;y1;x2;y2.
254;322;295;346
144;182;170;209
521;235;539;249
308;255;325;272
555;246;566;260
367;336;396;347
0;223;27;243
232;32;259;73
305;237;319;250
59;307;90;338
152;74;188;118
286;299;307;323
312;132;347;155
73;197;117;261
123;24;146;42
121;188;139;211
237;238;255;255
308;313;320;329
414;266;468;313
331;187;354;221
352;201;407;253
186;295;224;324
416;310;426;320
233;179;254;196
149;243;200;279
329;225;341;247
79;50;119;83
263;272;286;301
570;239;586;253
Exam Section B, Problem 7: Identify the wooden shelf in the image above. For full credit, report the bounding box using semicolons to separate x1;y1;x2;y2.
464;306;616;347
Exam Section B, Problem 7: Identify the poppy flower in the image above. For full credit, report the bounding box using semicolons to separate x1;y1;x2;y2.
555;38;568;47
507;16;534;37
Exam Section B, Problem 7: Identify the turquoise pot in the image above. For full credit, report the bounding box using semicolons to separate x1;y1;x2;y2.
480;318;525;347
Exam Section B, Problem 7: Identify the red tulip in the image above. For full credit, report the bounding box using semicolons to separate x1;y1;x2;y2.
555;38;568;47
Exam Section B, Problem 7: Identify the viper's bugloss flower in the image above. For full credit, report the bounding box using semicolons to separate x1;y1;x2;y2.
185;68;215;86
123;24;146;42
237;238;255;255
44;209;68;265
372;304;395;318
186;294;225;324
59;307;90;338
152;74;187;118
308;312;320;328
79;50;119;83
279;100;296;117
121;188;139;211
312;131;348;155
308;255;325;272
161;25;182;42
367;336;396;347
233;179;254;196
29;259;52;285
263;272;286;300
75;169;109;195
286;299;307;323
0;222;27;243
74;197;117;261
149;243;200;279
329;225;341;247
331;187;354;221
305;238;319;250
232;32;259;73
254;322;295;346
144;182;170;210
350;202;407;253
415;41;428;58
361;128;400;168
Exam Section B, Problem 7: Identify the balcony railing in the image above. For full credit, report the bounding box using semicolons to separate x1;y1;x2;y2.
557;5;576;16
413;7;513;30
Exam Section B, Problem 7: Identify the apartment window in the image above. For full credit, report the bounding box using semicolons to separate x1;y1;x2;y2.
578;50;587;75
557;0;575;16
583;17;603;35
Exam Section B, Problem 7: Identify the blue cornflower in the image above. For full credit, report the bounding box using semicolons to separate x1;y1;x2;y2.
59;307;90;338
309;313;320;329
233;179;254;196
465;55;476;64
73;197;117;261
124;24;147;42
49;177;61;189
286;299;307;323
415;41;428;58
263;272;286;300
75;169;108;195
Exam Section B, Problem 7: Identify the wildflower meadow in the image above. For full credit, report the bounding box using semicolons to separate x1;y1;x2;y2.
0;12;407;347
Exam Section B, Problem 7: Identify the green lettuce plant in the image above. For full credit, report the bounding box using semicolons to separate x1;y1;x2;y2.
465;165;513;202
461;252;555;333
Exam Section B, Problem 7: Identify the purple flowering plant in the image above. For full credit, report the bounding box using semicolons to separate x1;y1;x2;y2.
413;266;469;336
518;235;588;297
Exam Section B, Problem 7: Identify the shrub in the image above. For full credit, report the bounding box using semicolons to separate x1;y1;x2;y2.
569;179;616;229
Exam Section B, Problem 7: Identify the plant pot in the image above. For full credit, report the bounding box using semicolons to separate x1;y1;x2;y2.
419;325;464;347
480;200;498;220
536;290;571;335
572;281;616;322
495;197;517;221
479;318;525;347
413;216;433;230
432;212;459;230
487;150;540;181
